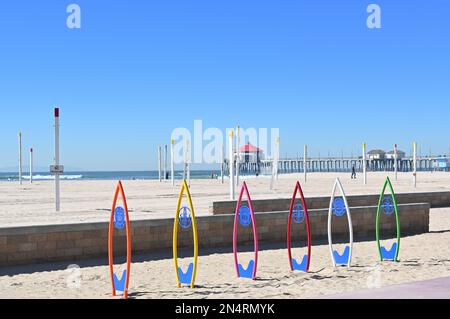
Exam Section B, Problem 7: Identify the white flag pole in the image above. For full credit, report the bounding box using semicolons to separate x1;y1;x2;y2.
164;145;168;180
186;140;191;187
394;144;398;181
18;132;23;186
229;130;235;200
30;148;33;184
413;141;417;188
304;144;308;182
236;125;240;187
276;136;280;181
171;139;175;186
363;142;367;185
158;146;162;182
221;142;224;184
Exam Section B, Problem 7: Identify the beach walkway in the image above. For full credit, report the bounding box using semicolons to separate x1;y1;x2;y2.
325;276;450;299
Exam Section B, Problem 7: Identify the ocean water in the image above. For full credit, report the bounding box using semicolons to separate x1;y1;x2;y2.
0;170;221;182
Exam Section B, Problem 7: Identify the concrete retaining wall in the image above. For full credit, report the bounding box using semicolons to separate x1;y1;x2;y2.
210;191;450;215
0;203;429;267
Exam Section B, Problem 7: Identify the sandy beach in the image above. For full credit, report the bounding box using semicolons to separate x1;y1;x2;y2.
0;207;449;299
1;172;449;227
0;171;449;299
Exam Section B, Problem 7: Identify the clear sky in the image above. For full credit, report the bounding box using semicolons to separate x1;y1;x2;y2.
0;1;449;171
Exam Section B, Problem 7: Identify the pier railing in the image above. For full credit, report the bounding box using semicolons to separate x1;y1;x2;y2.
225;156;443;175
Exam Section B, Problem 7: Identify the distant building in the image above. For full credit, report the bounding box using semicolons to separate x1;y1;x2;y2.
368;149;386;160
237;143;264;162
434;157;450;171
386;150;406;159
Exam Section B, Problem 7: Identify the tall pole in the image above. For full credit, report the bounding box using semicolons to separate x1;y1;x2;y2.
236;125;240;187
221;142;224;184
30;148;33;184
18;132;23;186
413;141;417;188
183;140;188;181
276;136;280;181
270;137;280;190
186;140;191;187
164;145;168;180
362;142;367;185
394;144;398;181
158;146;162;182
304;144;308;182
54;108;61;212
171;139;175;186
229;130;235;200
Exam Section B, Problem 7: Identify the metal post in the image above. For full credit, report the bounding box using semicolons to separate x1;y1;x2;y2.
236;126;240;187
164;145;168;180
54;108;61;212
221;142;224;184
394;144;398;181
229;131;235;200
30;148;33;184
304;144;307;182
413;141;417;188
363;143;367;185
171;139;175;186
18;132;23;186
186;140;191;187
276;136;280;180
158;146;162;182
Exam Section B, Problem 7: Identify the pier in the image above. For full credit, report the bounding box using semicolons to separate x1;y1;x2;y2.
225;156;443;175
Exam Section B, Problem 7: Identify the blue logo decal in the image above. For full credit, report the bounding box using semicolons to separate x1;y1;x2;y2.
292;255;308;272
292;203;305;224
333;246;351;265
178;263;194;285
238;260;255;279
178;206;192;229
382;196;394;215
332;198;346;217
238;206;252;227
113;269;127;292
381;243;398;261
114;207;126;230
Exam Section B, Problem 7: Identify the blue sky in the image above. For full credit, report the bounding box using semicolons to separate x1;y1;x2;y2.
0;1;449;171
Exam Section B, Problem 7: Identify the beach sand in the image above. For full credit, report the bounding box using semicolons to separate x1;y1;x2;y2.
0;171;449;299
1;172;449;226
0;207;449;299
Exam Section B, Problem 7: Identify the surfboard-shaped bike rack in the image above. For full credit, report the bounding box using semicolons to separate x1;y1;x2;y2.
328;178;353;268
233;181;258;280
376;176;401;262
173;180;198;288
287;181;311;272
108;181;132;299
